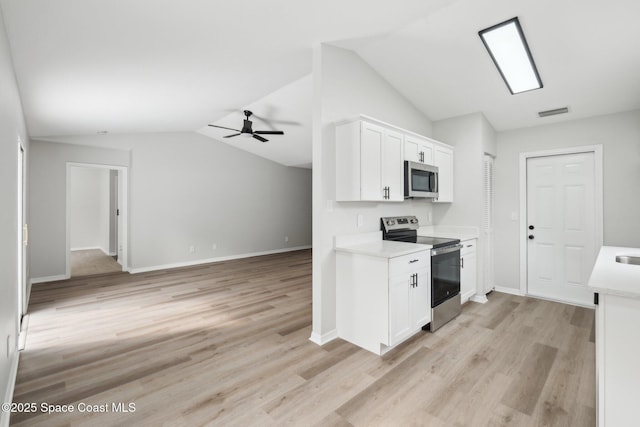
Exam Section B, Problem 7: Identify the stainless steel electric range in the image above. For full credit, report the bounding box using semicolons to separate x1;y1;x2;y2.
381;216;462;331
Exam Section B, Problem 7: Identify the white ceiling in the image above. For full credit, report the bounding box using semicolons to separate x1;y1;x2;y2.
2;0;639;166
353;0;640;131
0;0;447;137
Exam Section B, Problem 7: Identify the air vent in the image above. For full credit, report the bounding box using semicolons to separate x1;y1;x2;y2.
538;107;569;118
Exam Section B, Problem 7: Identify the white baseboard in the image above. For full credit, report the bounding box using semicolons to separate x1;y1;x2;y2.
31;274;69;284
129;245;312;274
309;329;338;346
461;290;476;304
71;247;111;256
493;286;525;296
70;246;102;251
470;294;489;304
526;293;594;309
1;353;20;427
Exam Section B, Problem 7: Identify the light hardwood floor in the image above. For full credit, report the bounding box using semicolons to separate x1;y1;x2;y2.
12;249;595;426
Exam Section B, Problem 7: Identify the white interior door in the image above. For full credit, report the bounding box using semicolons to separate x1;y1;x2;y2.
526;152;597;306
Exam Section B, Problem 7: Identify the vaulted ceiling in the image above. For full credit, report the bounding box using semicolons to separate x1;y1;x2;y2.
2;0;639;167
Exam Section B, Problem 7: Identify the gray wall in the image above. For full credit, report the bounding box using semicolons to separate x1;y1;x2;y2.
494;109;640;291
69;166;111;252
29;141;130;279
312;44;434;339
29;132;312;278
432;113;497;293
0;5;29;417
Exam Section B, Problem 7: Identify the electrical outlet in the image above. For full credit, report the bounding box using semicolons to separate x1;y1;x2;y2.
212;243;217;250
284;236;289;243
6;335;11;358
357;214;364;227
189;245;196;253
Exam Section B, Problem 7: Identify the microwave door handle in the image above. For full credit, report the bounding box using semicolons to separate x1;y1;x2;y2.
435;171;439;193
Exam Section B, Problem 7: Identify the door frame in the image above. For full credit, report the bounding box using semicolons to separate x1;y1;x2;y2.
66;162;129;277
518;145;603;298
17;141;26;322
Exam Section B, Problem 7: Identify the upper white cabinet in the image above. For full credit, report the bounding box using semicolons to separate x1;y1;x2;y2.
336;118;403;202
433;144;454;203
336;115;453;203
404;135;434;165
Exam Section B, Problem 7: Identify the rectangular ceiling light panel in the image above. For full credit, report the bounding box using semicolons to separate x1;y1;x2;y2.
479;17;542;94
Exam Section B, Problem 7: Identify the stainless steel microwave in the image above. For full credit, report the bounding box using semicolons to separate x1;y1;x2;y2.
404;161;438;198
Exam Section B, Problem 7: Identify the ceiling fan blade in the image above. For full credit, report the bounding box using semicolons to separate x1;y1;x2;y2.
253;134;268;143
224;133;241;138
254;130;284;135
251;113;302;127
208;124;241;132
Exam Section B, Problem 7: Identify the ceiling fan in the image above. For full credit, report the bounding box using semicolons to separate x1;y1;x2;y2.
208;110;284;142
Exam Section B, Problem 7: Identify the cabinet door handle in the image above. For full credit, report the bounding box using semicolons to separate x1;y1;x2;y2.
461;257;464;269
414;273;418;287
409;259;419;264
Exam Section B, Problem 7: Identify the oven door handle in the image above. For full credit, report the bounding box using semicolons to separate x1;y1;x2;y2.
431;244;463;256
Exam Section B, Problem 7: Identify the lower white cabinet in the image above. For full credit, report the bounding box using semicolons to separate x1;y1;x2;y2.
595;292;640;427
460;239;477;303
336;250;431;355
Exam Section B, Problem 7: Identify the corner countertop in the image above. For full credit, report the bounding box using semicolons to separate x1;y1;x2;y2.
588;246;640;299
417;225;480;241
335;240;431;259
334;231;431;259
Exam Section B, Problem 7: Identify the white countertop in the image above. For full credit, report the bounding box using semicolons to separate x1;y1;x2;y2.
335;240;431;259
417;225;480;241
588;246;640;299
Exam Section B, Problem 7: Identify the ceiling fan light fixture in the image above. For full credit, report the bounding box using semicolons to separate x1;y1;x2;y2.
479;17;543;94
207;109;285;143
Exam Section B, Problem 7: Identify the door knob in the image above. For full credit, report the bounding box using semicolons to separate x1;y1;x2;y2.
529;225;535;230
528;235;535;240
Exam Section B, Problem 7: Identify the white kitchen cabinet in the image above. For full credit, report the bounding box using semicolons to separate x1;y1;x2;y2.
404;134;434;165
336;118;403;202
336;249;431;355
594;293;640;427
433;143;454;203
460;239;477;304
588;246;640;427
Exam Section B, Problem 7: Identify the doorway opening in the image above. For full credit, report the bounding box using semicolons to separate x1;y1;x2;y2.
518;145;603;306
66;163;128;277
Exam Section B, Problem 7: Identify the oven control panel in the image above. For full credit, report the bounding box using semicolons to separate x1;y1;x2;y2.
381;216;419;232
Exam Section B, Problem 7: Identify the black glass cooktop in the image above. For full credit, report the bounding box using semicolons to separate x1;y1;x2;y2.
406;236;460;248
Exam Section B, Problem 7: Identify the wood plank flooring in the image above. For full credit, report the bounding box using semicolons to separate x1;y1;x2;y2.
11;249;595;426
